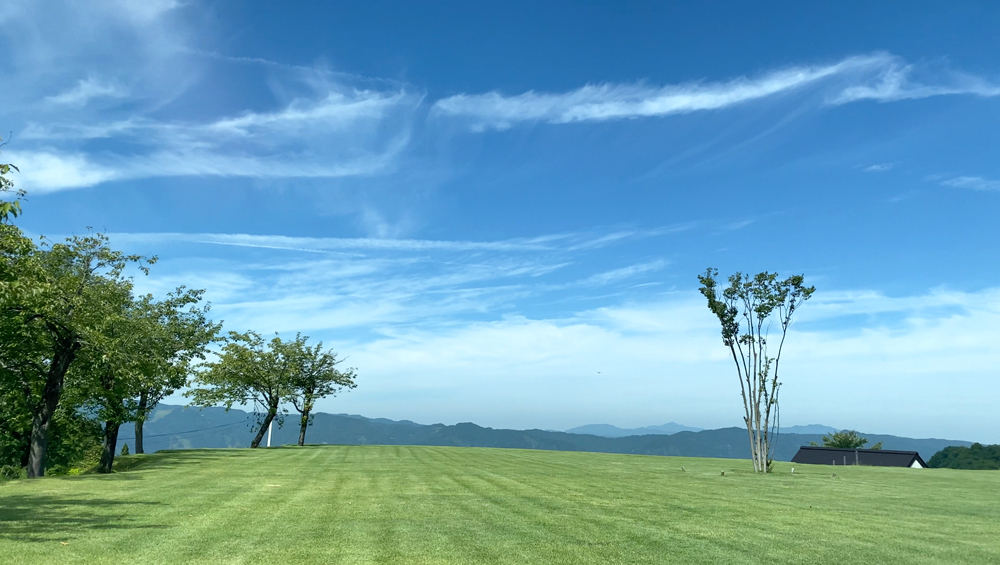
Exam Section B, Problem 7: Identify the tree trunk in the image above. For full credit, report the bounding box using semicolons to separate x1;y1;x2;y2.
98;421;121;474
250;405;278;448
134;418;144;455
744;418;758;473
297;408;311;446
26;342;78;478
135;390;148;454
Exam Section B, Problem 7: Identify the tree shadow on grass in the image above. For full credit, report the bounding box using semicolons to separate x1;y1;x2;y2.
0;494;168;543
0;449;260;542
112;448;252;474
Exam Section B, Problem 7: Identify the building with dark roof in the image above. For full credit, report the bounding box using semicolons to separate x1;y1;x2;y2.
791;446;928;468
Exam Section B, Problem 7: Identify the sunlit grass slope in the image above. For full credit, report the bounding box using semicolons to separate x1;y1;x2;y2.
1;446;998;564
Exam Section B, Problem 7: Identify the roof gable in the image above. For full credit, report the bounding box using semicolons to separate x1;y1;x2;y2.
791;446;927;468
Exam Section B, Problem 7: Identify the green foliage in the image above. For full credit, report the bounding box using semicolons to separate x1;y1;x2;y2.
698;268;815;473
287;334;358;411
929;443;1000;470
810;430;878;449
0;464;20;480
187;331;291;412
0;135;24;223
0;392;103;471
0;214;219;475
120;443;129;456
74;283;218;471
129;288;221;426
0;229;155;475
45;408;104;471
285;333;357;443
187;331;300;446
187;332;355;448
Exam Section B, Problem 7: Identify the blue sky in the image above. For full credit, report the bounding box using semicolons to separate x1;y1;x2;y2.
3;1;999;441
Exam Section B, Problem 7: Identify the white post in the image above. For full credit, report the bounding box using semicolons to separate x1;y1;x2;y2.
266;419;273;447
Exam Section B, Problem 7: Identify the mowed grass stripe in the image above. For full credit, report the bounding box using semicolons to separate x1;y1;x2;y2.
1;445;999;564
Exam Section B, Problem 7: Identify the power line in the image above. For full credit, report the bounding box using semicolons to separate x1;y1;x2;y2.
116;419;252;442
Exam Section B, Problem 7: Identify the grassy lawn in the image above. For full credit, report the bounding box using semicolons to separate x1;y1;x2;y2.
1;446;998;564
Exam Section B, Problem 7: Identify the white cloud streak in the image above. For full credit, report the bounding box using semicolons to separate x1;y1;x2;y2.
939;176;1000;192
115;226;683;340
863;163;893;172
576;260;667;287
432;53;1000;130
14;88;422;193
829;63;1000;104
1;0;423;193
111;227;682;254
3;150;119;190
44;77;127;106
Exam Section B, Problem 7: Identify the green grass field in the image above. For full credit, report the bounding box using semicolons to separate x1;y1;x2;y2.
1;446;998;564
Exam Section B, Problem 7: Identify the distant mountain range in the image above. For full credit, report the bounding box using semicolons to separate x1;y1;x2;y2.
565;423;703;437
113;404;971;463
563;423;837;438
782;424;839;435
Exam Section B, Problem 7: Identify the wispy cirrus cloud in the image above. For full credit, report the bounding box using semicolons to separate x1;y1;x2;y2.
575;259;668;287
12;87;422;193
1;0;423;193
113;226;683;336
432;53;1000;131
939;175;1000;192
829;61;1000;104
863;163;894;172
112;226;685;254
44;77;127;106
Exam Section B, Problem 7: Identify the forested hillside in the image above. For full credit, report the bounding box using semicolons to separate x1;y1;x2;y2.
929;444;1000;469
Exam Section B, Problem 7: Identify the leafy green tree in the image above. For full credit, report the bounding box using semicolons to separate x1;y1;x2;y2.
0;150;215;474
187;331;299;448
76;286;217;472
285;335;357;446
810;430;882;450
0;231;151;477
73;278;145;473
0;153;102;472
130;289;220;454
698;268;815;473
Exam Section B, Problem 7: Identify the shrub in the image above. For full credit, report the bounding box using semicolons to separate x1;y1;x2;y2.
0;464;22;480
47;464;69;476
